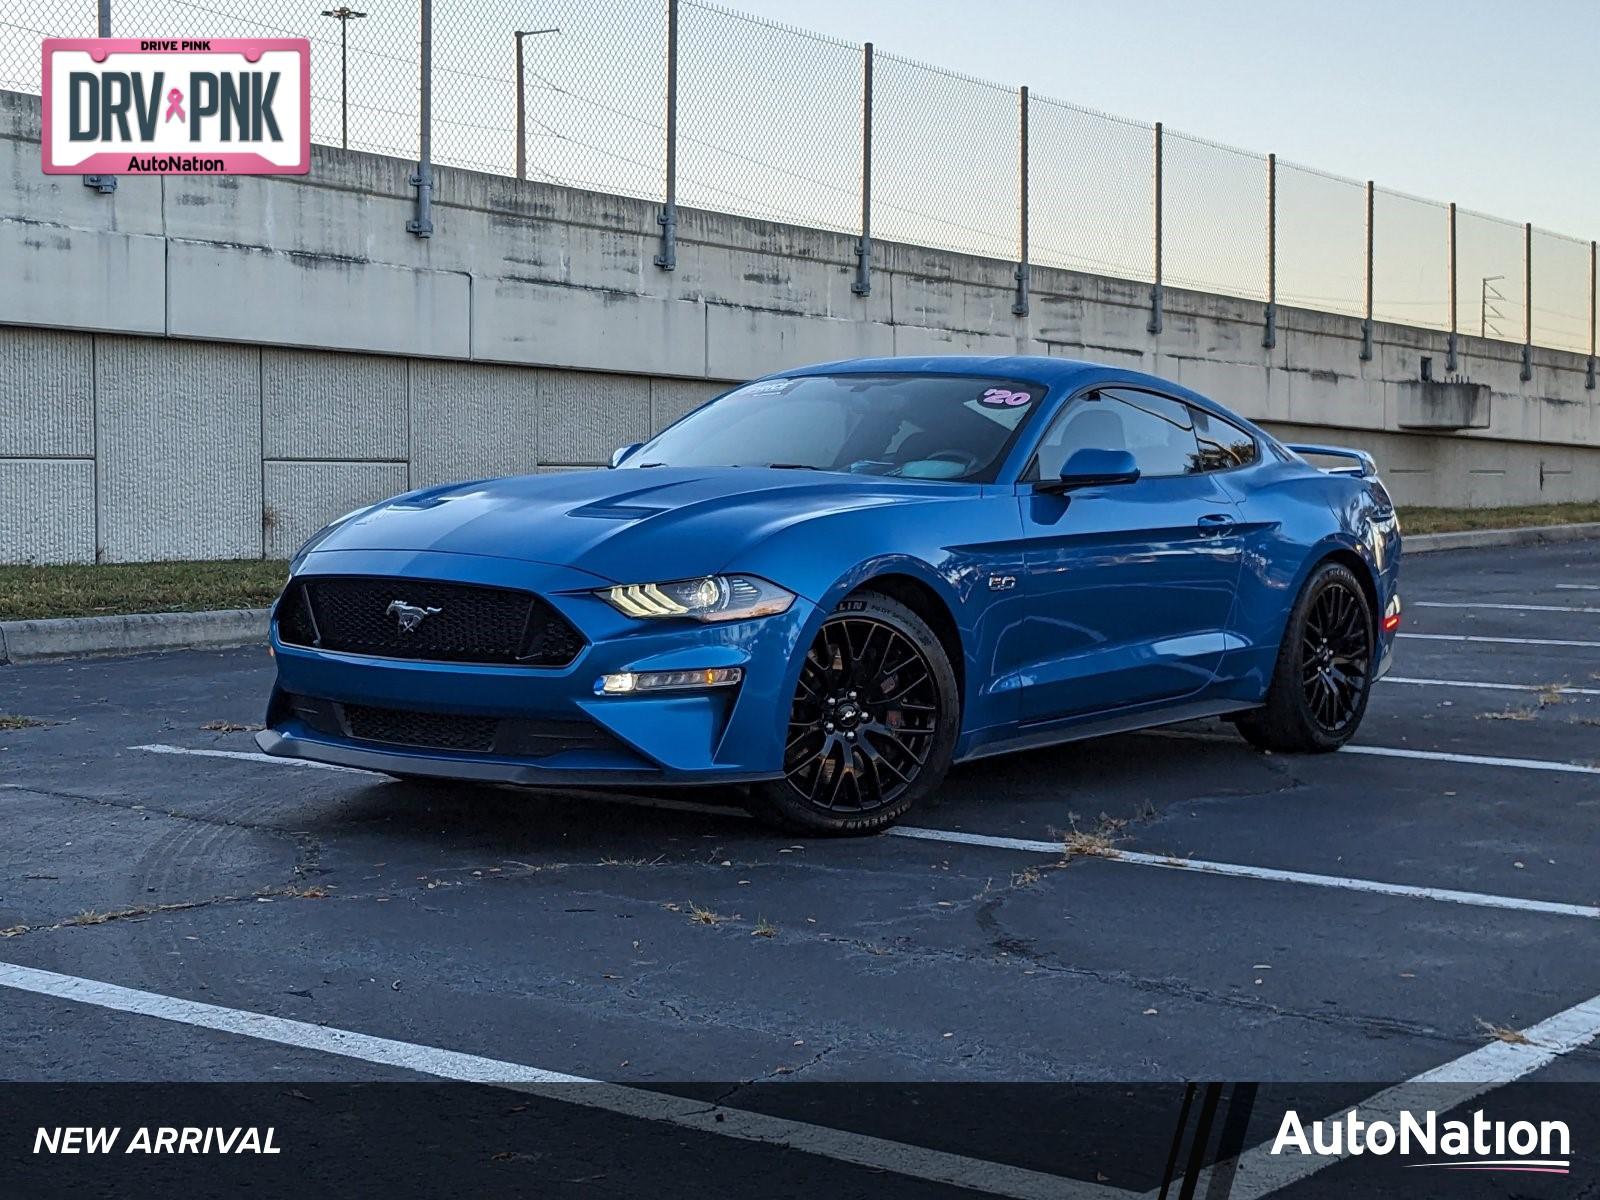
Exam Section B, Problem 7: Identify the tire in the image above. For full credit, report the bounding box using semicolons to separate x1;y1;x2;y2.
744;590;960;835
1235;561;1375;753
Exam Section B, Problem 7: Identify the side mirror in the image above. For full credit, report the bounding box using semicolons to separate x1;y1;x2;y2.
609;442;643;469
1038;448;1140;494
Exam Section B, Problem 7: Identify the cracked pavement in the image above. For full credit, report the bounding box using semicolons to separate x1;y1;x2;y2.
2;540;1599;1091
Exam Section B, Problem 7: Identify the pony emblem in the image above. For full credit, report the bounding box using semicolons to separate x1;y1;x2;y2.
386;600;442;633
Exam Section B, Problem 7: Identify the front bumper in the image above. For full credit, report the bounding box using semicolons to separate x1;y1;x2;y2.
257;549;813;786
253;728;778;788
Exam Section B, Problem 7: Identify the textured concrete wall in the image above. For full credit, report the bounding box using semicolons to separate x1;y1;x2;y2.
0;323;726;564
2;86;1598;565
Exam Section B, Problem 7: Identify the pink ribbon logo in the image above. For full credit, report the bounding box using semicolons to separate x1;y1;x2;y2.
164;88;185;123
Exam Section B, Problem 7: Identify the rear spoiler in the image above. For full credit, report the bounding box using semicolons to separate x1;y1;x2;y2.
1285;443;1377;479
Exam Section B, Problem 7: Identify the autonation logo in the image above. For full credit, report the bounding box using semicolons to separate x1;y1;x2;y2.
1272;1108;1571;1175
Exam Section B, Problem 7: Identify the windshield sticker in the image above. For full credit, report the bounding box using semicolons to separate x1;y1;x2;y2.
978;387;1033;408
738;378;794;397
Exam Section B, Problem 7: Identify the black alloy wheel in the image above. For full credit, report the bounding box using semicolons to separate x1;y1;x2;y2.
1300;579;1371;734
784;615;940;812
1234;561;1376;753
745;591;959;834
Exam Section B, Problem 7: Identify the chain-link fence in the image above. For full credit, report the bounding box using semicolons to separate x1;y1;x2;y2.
4;0;1597;365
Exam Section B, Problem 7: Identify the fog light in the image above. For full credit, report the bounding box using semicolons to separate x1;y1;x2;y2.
598;667;743;695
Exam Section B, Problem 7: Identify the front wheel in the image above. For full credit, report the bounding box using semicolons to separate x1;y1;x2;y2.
745;591;959;834
1235;561;1374;753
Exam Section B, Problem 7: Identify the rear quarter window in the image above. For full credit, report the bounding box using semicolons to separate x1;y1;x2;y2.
1191;408;1259;471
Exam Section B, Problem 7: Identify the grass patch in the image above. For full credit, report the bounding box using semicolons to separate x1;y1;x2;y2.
1400;501;1600;535
0;714;43;730
1475;1018;1532;1046
685;902;734;926
0;559;288;621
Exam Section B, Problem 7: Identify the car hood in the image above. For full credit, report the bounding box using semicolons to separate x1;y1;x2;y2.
309;467;973;583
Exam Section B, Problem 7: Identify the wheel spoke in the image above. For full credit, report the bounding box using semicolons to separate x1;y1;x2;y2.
883;671;930;702
858;735;912;784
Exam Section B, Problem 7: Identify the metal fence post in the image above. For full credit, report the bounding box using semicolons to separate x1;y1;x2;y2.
1148;121;1163;335
83;0;117;193
1588;241;1596;390
1520;222;1533;381
406;0;435;237
1446;202;1458;372
515;33;526;181
1262;152;1277;349
1012;86;1029;317
851;42;874;296
654;0;680;270
1360;180;1374;361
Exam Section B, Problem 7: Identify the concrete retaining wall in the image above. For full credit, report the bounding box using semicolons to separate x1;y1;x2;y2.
2;87;1598;565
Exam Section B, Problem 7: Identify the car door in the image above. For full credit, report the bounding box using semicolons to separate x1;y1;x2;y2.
1015;388;1244;722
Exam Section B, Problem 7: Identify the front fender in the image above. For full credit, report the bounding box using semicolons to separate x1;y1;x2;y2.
729;492;1026;741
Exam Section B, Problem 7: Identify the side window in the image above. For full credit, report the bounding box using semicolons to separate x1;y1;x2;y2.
1033;397;1125;480
1100;390;1199;478
1190;407;1259;471
1033;390;1199;480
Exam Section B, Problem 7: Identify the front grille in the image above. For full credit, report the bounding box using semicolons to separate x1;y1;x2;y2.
344;703;498;752
277;576;585;667
281;693;621;760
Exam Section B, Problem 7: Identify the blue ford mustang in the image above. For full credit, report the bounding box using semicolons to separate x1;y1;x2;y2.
259;356;1401;833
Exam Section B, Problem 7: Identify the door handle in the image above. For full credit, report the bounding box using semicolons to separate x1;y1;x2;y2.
1197;513;1236;536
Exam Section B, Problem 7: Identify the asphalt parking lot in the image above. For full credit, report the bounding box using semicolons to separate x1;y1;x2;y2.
2;539;1598;1194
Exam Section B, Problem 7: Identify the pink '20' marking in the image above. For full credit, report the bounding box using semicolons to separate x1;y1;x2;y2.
979;388;1031;408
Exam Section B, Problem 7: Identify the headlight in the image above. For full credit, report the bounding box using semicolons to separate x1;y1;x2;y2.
599;575;794;622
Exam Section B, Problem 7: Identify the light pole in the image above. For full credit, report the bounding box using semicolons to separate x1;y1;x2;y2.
320;7;367;150
514;27;559;180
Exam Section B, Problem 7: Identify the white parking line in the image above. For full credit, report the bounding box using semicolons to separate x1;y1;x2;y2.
1146;727;1600;777
1400;632;1600;649
1383;676;1600;696
133;743;369;774
1339;744;1600;775
885;827;1600;920
1415;600;1600;615
1171;992;1600;1199
1555;584;1600;591
0;961;1127;1200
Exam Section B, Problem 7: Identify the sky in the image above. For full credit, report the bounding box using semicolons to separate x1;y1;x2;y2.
727;0;1598;240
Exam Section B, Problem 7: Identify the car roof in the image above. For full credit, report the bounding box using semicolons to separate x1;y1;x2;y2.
777;355;1258;429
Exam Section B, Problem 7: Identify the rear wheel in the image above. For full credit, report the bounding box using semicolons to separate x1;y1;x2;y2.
1235;561;1374;753
745;591;959;834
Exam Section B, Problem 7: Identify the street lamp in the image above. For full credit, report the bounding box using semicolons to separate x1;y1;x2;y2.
514;27;560;180
320;6;368;150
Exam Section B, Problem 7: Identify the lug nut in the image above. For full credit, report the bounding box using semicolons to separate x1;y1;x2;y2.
824;722;834;732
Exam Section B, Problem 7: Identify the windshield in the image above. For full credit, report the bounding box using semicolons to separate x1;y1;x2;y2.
624;373;1048;482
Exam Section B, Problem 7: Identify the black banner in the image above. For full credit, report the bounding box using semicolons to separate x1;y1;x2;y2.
2;1082;1592;1198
